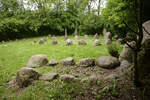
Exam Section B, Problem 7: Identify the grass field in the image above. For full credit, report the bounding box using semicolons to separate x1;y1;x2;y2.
0;35;123;100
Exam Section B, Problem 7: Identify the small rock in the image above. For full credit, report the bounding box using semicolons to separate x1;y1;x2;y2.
48;59;58;66
74;35;79;40
60;74;77;82
93;39;101;46
16;67;41;88
39;73;58;81
78;40;87;45
84;35;89;39
96;56;120;69
76;58;95;67
61;57;75;66
66;39;73;46
27;54;48;68
39;39;45;44
94;33;99;39
48;34;51;37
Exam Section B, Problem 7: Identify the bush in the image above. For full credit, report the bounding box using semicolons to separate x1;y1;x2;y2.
107;43;120;58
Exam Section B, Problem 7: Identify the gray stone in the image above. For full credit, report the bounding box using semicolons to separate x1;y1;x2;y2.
104;74;119;80
84;35;89;39
74;35;79;40
93;39;101;46
78;40;87;45
142;20;150;44
94;33;99;39
39;39;45;44
96;56;120;69
60;74;77;82
27;54;48;68
16;67;41;88
119;41;136;63
76;58;95;67
48;59;58;66
66;39;73;46
104;32;112;45
81;75;101;83
61;57;75;66
39;73;58;81
52;37;58;45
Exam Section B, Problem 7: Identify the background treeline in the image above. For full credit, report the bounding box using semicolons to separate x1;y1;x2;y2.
0;0;150;41
0;0;104;41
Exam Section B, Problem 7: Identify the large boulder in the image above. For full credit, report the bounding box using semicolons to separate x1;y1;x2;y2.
78;40;87;45
74;35;79;40
27;54;48;68
93;39;101;46
96;56;120;69
142;20;150;44
39;73;58;81
66;39;73;46
76;58;95;67
61;57;75;66
60;74;77;82
16;67;41;88
119;41;135;63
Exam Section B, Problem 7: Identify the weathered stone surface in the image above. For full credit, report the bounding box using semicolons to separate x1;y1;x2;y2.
142;20;150;44
74;35;79;40
78;40;87;45
120;60;131;75
66;39;73;46
61;57;75;66
96;56;120;69
93;39;101;46
84;35;89;39
104;32;112;45
48;59;58;66
52;37;58;45
39;73;58;81
114;35;119;40
27;54;48;68
76;58;95;67
16;67;41;88
60;74;77;82
81;75;101;83
39;39;45;44
119;41;136;63
48;34;51;37
94;33;99;39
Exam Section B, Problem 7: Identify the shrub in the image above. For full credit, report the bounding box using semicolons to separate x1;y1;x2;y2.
107;43;120;58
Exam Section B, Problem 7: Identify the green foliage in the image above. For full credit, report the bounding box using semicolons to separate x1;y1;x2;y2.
107;43;120;58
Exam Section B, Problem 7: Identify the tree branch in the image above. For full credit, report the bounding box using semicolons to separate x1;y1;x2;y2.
123;21;139;35
143;26;150;35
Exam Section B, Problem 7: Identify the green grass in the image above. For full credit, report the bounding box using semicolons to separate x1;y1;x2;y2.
0;35;123;100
